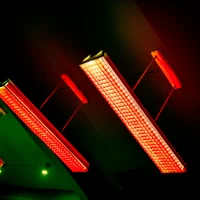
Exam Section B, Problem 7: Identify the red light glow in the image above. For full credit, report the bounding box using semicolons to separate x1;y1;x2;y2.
0;80;89;172
80;52;186;173
151;50;182;89
61;73;88;104
0;158;4;168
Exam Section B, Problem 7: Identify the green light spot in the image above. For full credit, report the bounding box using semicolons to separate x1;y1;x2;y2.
42;170;48;175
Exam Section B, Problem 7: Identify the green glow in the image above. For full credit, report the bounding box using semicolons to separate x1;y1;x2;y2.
0;169;2;173
42;169;48;175
0;101;88;200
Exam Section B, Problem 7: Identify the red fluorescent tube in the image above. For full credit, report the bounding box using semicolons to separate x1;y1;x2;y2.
151;50;182;89
80;51;186;173
61;73;88;104
0;80;89;172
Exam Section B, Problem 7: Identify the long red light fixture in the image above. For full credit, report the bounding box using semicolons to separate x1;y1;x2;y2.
80;51;186;173
0;80;89;172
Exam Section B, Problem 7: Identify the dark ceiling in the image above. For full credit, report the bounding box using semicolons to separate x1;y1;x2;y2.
0;0;200;199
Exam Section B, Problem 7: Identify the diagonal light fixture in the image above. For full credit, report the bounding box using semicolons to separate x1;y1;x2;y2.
80;50;186;173
0;80;89;172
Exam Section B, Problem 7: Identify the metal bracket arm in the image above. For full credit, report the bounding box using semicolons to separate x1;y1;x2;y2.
39;81;63;110
154;86;175;122
61;102;83;132
133;57;156;91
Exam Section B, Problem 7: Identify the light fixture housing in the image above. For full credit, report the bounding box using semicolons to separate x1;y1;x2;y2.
80;51;186;173
0;80;89;172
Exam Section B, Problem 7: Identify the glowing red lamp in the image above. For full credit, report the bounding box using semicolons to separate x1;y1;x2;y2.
80;51;186;173
0;158;4;168
61;73;88;104
0;80;89;172
151;50;182;89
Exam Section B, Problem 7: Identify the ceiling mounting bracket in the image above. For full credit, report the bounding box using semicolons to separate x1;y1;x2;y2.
39;73;88;132
132;56;156;92
132;50;182;122
39;81;63;110
61;102;83;132
60;73;88;132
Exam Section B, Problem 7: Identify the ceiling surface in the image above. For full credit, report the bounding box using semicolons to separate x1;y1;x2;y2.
1;1;200;199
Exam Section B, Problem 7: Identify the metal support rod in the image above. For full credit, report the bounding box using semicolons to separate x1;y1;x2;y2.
155;86;175;122
39;81;63;110
133;57;156;91
61;102;83;133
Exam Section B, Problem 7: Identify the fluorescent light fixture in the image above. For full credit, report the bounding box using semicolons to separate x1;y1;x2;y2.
0;80;89;172
80;51;186;173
